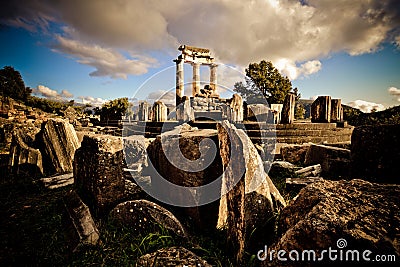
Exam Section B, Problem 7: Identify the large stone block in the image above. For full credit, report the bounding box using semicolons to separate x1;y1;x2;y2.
217;121;286;263
281;93;295;124
63;190;100;251
74;134;125;216
147;124;223;229
109;200;186;238
262;179;400;266
280;144;311;165
311;96;331;123
304;144;350;177
330;99;343;122
351;124;400;183
39;118;80;174
8;129;43;178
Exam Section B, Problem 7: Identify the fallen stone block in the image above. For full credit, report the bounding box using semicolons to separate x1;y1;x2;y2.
63;190;100;251
74;134;125;216
217;121;286;263
304;144;350;177
109;200;187;238
285;177;324;191
137;246;211;267
294;164;322;177
39;118;80;174
280;144;311;165
40;172;73;189
8;129;43;178
262;179;400;266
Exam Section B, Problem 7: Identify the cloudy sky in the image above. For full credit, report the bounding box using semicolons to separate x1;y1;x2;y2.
0;0;399;112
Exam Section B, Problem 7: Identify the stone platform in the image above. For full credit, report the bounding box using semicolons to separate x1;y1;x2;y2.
123;121;354;145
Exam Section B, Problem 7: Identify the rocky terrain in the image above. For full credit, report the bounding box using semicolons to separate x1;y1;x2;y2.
0;97;399;266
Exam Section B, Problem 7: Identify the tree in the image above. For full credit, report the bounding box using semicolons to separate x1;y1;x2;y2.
100;97;129;122
0;66;31;101
234;60;292;104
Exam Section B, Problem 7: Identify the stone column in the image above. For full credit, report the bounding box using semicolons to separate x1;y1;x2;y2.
331;99;342;122
281;93;296;124
138;101;150;121
311;96;331;123
210;64;218;95
192;62;200;97
174;59;184;106
152;101;168;122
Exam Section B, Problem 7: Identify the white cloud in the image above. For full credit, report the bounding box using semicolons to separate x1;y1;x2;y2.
32;85;73;101
346;100;385;113
146;90;175;105
1;0;400;79
52;36;157;79
61;89;73;98
78;96;107;107
388;86;400;102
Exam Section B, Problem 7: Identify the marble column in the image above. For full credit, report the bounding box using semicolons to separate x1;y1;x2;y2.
192;62;200;97
174;59;184;106
210;64;218;94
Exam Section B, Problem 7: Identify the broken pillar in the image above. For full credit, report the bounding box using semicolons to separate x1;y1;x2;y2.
74;135;125;216
176;96;194;122
152;101;168;122
281;93;296;124
229;94;243;123
8;129;43;178
331;99;343;122
270;104;283;124
138;101;151;121
311;96;331;123
39;118;81;175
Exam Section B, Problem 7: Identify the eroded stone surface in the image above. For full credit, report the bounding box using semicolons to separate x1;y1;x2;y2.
137;246;211;267
263;179;400;266
74;134;125;216
109;200;187;238
39;118;80;174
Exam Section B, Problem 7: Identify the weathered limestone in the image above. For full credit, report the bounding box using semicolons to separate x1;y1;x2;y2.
192;62;201;96
39;118;80;174
304;144;350;177
174;59;184;106
229;93;243;122
40;172;74;189
147;124;223;229
217;121;286;263
210;63;218;95
138;101;151;121
176;96;194;122
109;200;187;238
152;101;168;122
263;179;400;266
330;99;343;122
311;96;331;123
137;247;212;267
74;135;125;216
281;93;296;124
285;177;324;191
295;164;322;177
270;104;283;124
351;124;400;183
280;144;311;165
8;129;43;177
246;104;271;122
63;106;78;124
63;190;100;251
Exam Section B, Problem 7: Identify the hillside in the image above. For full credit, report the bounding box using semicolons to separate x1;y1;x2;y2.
343;104;400;126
